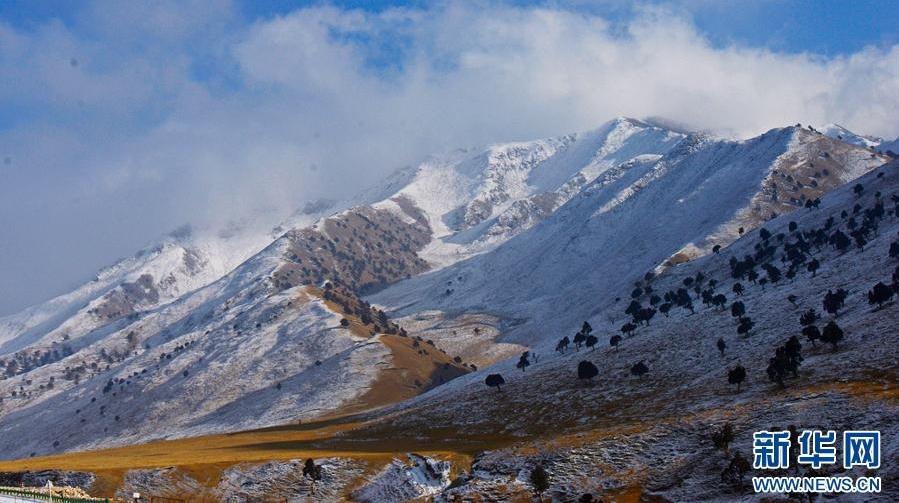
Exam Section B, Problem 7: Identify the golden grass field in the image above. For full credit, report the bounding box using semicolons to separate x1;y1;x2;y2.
3;378;890;500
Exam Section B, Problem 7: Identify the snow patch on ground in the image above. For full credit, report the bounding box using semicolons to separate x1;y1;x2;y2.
353;454;451;503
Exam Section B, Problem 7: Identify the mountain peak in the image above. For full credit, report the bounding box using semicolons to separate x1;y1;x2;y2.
819;123;883;147
640;116;696;134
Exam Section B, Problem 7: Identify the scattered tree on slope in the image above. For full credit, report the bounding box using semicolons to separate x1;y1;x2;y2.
517;352;531;372
820;321;844;350
577;361;599;383
727;365;746;391
630;361;648;377
530;464;550;501
485;373;505;392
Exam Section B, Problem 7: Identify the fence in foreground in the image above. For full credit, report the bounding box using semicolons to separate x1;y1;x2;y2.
0;486;109;503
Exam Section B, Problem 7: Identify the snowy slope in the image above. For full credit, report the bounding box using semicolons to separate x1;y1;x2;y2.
820;123;883;148
0;224;274;355
0;178;401;359
380;117;685;267
0;206;468;458
0;117;695;366
370;126;888;348
347;160;899;501
879;136;899;155
0;234;388;458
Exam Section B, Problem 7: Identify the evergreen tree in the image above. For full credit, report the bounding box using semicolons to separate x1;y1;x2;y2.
727;365;746;391
821;321;844;350
303;458;323;495
577;360;598;382
867;282;895;307
802;325;820;347
822;288;848;316
712;423;735;452
530;464;550;501
764;264;782;283
517;352;531;372
635;307;657;325
830;230;851;252
747;269;759;284
717;337;726;356
799;308;819;327
485;373;505;391
630;361;648;377
581;321;593;336
784;336;803;377
737;317;754;337
609;335;622;350
585;334;598;351
851;230;867;250
712;294;727;310
766;347;790;387
806;258;820;276
573;332;586;350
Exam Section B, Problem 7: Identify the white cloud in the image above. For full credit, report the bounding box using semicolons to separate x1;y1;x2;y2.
1;1;898;314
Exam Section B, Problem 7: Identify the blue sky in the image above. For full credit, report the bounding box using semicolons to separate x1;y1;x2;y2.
237;1;899;56
1;0;898;316
3;1;898;57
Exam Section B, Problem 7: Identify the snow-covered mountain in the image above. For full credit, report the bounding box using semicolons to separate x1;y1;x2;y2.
0;231;467;457
371;125;888;348
0;118;890;462
346;160;899;502
384;117;685;266
70;157;897;503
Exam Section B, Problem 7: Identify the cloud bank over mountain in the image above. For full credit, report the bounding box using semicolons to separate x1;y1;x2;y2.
1;0;898;314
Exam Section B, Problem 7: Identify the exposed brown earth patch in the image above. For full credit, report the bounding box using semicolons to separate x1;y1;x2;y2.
272;205;432;295
89;274;159;321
